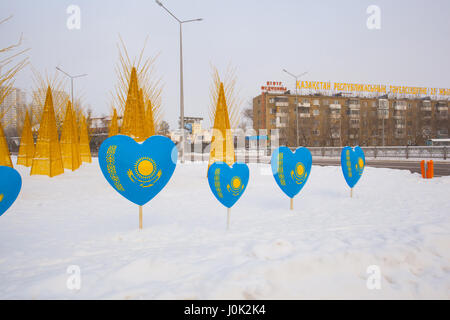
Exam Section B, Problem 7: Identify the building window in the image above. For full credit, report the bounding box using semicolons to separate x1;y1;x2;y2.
313;109;320;116
438;128;448;136
275;97;288;102
437;110;448;119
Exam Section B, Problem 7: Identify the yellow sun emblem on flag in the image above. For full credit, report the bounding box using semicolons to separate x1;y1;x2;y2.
358;158;364;168
227;176;244;196
355;157;364;175
127;157;162;188
291;162;307;184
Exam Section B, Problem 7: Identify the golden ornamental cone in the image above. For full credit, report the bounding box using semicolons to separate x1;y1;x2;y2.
145;99;155;138
0;121;13;167
120;67;147;142
60;101;81;171
79;115;91;163
208;82;236;172
108;108;119;137
17;110;35;167
31;86;64;177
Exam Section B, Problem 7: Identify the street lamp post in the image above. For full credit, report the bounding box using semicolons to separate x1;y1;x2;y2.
155;0;202;163
283;69;308;147
55;66;87;107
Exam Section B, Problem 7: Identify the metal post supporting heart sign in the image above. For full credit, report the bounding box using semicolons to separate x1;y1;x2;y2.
98;135;178;230
340;146;365;197
207;162;249;230
271;146;312;210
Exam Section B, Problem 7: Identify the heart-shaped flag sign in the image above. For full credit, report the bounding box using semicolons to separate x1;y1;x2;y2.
98;135;177;206
207;162;249;208
0;166;22;216
341;146;365;188
271;146;312;198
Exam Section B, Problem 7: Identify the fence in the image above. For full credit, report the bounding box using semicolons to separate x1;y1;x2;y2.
6;133;448;161
307;146;448;160
183;145;448;162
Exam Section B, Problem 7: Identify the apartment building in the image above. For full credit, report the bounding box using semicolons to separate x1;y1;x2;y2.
253;92;449;147
0;87;27;129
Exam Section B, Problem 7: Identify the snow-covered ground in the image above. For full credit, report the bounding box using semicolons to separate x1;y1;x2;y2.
1;157;449;299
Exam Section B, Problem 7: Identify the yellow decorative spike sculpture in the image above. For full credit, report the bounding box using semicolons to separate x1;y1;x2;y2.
108;108;119;137
60;101;81;171
73;109;82;166
146;99;156;137
208;82;236;171
17;110;35;167
121;67;147;142
79;115;91;163
138;88;149;138
31;86;64;177
0;121;13;167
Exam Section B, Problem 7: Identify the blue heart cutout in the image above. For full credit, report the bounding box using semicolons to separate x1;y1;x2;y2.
98;135;177;206
207;162;249;208
341;146;365;188
271;146;312;198
0;166;22;217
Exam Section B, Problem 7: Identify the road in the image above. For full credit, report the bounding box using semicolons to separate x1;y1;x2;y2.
312;158;450;177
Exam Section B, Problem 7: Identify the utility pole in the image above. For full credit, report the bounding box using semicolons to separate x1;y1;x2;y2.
55;66;87;107
282;69;308;147
155;0;202;163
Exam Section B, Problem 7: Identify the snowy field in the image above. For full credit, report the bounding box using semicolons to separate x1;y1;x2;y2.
0;157;449;299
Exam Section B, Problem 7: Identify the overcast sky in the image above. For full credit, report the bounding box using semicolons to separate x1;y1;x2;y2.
1;0;449;128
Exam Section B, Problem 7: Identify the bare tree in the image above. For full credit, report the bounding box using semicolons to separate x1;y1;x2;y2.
238;120;247;131
158;120;170;136
242;106;253;122
0;15;30;124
